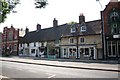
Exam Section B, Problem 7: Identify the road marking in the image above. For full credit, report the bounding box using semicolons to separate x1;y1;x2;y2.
46;73;56;78
0;75;8;79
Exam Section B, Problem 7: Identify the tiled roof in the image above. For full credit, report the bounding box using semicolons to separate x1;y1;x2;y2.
20;20;101;43
62;20;101;37
20;24;68;43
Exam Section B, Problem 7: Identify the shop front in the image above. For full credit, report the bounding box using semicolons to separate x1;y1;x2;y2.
61;45;97;60
106;40;120;59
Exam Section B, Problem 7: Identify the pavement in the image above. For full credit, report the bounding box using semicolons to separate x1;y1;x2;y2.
0;56;119;72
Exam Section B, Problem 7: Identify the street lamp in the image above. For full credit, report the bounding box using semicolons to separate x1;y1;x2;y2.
96;0;106;59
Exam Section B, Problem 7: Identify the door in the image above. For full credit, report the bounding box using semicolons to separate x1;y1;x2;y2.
91;47;94;59
80;48;84;59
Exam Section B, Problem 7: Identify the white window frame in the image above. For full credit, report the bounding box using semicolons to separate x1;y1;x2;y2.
80;37;84;43
80;26;86;32
71;27;76;33
69;38;74;44
63;48;68;58
107;41;116;57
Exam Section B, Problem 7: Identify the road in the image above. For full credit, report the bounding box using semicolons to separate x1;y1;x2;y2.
0;61;118;78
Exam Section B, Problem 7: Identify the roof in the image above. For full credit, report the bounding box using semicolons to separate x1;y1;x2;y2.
62;20;101;37
20;24;68;43
20;20;101;43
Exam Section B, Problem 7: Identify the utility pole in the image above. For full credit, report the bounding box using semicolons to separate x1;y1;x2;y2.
76;24;80;59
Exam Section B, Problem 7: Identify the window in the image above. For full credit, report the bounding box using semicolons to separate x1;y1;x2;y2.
20;44;22;47
27;43;29;47
8;30;13;41
34;42;36;47
111;11;119;21
63;48;68;57
81;26;86;32
112;24;118;34
69;38;74;44
69;48;76;57
118;41;120;56
31;49;35;54
80;38;84;43
41;42;44;47
14;44;17;50
85;48;89;55
71;27;76;33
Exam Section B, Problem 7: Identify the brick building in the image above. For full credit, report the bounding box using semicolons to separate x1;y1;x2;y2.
101;0;120;59
0;32;2;55
2;25;19;56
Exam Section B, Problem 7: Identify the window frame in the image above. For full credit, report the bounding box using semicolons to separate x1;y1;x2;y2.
69;38;74;44
80;37;84;43
80;26;86;32
71;27;76;33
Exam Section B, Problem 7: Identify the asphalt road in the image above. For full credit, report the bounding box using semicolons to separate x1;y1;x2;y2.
0;61;118;78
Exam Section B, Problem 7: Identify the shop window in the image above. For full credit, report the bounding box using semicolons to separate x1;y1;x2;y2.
41;42;44;47
108;45;111;56
118;43;120;56
80;48;84;54
69;48;76;57
14;44;17;50
20;44;22;47
85;48;89;55
34;42;36;47
31;49;35;54
63;48;68;57
27;43;29;47
112;45;116;56
107;41;116;57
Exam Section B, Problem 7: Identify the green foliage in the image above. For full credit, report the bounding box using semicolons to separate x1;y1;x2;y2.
67;21;77;25
35;0;48;9
0;0;48;23
0;0;13;23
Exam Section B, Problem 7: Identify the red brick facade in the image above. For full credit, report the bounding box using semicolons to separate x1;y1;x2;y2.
2;26;19;56
101;1;120;59
102;1;120;35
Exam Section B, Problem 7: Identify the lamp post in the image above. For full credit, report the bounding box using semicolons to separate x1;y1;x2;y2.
96;0;106;59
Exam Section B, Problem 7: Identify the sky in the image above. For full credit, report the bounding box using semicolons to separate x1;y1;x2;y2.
0;0;118;32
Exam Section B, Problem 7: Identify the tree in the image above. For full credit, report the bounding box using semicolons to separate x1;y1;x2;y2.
0;0;48;23
35;0;48;9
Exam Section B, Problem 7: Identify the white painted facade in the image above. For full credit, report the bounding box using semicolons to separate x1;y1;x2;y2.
19;42;47;57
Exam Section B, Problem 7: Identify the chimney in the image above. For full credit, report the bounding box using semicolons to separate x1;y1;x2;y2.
53;18;58;27
25;27;29;34
36;23;41;30
79;13;85;24
11;24;13;28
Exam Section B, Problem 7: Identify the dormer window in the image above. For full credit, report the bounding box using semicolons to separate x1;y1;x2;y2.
81;26;86;32
71;27;76;33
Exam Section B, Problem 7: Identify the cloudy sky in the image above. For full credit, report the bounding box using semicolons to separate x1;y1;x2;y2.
0;0;117;32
